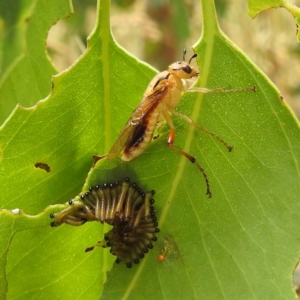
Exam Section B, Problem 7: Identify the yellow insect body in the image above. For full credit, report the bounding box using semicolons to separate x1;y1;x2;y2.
97;50;255;197
107;56;199;162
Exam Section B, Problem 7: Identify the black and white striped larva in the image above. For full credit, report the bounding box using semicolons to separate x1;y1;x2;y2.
50;177;159;267
85;209;159;268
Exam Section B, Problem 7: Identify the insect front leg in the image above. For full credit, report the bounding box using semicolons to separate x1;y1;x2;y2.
172;111;233;151
186;86;256;94
162;111;212;197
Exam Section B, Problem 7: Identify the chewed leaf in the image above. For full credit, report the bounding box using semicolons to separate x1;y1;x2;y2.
0;0;73;123
98;1;300;300
0;0;155;298
2;206;108;299
248;0;300;42
1;0;300;299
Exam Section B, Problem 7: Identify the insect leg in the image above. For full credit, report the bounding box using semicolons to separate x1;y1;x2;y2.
162;111;211;197
172;111;233;151
186;86;256;93
153;120;164;140
167;127;211;197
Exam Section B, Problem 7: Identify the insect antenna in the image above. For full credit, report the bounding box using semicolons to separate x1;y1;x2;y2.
183;49;187;61
50;177;159;267
189;53;197;64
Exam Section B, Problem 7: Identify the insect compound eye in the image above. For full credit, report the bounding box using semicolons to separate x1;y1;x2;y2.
49;177;160;268
173;64;192;74
181;65;192;74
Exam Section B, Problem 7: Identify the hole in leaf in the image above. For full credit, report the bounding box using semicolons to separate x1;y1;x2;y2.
293;261;300;297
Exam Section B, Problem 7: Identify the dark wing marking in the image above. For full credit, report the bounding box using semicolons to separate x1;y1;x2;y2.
107;85;169;159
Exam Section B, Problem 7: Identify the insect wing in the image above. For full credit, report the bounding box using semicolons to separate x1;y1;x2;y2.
107;85;169;159
106;119;134;159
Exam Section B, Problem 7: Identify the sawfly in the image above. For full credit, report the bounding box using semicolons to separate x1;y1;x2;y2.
94;49;256;197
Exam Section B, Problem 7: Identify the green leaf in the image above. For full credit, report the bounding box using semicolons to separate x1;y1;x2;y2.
0;0;156;298
98;1;300;300
0;0;73;123
1;0;300;299
248;0;300;42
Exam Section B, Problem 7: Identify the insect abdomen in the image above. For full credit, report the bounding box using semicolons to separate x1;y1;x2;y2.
122;110;160;161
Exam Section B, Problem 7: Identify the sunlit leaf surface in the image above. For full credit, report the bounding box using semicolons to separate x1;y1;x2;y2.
0;0;300;299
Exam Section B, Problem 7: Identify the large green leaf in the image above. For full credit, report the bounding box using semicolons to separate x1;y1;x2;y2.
0;0;300;299
0;0;156;298
98;2;300;300
0;0;73;123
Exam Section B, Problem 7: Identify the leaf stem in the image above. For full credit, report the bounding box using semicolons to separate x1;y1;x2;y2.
200;0;221;38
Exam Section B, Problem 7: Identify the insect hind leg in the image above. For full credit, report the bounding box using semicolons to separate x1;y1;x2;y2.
172;111;233;151
187;86;256;94
167;128;212;197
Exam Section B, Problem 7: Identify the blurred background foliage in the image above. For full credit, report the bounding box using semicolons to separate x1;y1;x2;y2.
47;0;300;117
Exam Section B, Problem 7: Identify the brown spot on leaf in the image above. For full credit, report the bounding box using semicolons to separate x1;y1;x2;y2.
35;162;50;173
